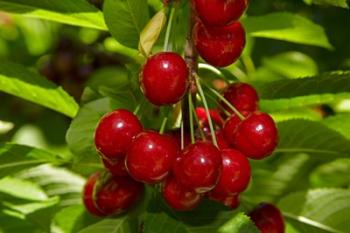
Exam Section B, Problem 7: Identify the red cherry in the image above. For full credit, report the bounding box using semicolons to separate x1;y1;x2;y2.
192;0;248;26
140;52;189;105
195;107;223;128
222;83;259;113
223;111;250;146
174;141;222;193
208;191;240;209
102;157;128;176
96;175;144;215
193;21;245;67
169;128;192;149
206;130;230;150
162;176;202;211
211;149;251;195
126;131;179;184
234;112;278;159
94;109;143;160
82;172;106;216
249;203;285;233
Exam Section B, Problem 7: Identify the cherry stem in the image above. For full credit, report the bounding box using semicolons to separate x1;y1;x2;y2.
195;76;218;147
188;94;195;144
200;78;245;120
180;119;184;150
191;105;206;141
159;117;168;134
133;99;145;116
163;4;176;51
205;91;231;117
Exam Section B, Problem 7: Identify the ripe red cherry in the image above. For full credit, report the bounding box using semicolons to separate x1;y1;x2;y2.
94;109;142;160
206;130;230;150
223;111;250;146
140;52;189;105
211;149;251;195
174;141;222;193
193;21;245;67
96;175;144;215
249;203;285;233
162;176;202;211
208;191;240;209
196;107;223;128
126;131;179;183
222;83;259;113
102;157;128;176
233;112;278;159
192;0;248;26
82;172;106;216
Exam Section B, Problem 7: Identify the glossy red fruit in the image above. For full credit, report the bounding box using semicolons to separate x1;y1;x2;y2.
196;107;223;128
211;149;250;195
249;203;285;233
82;172;106;216
140;52;189;105
193;0;248;26
162;176;202;211
193;21;245;67
208;191;240;209
102;157;128;176
223;111;250;146
174;141;222;193
223;83;259;112
94;109;143;160
96;175;144;215
234;112;278;159
126;131;179;183
206;130;230;150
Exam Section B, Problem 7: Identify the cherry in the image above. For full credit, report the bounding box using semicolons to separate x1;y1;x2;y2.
96;175;144;215
208;191;240;209
140;52;189;105
195;107;223;128
222;83;259;113
211;149;251;195
206;130;230;150
94;109;143;160
82;172;106;217
174;141;222;193
126;131;179;184
223;111;250;146
169;128;192;149
162;175;202;211
192;0;248;26
193;21;245;67
249;203;285;233
102;157;128;176
233;112;278;159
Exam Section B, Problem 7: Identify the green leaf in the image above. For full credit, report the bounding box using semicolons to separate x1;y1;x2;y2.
323;114;350;139
0;0;107;30
144;212;188;233
0;61;79;118
0;143;64;179
243;12;333;49
77;217;139;233
279;189;350;233
310;159;350;188
0;177;47;201
0;212;44;233
139;10;167;57
276;120;350;158
104;0;150;48
217;212;259;233
303;0;349;8
256;71;350;112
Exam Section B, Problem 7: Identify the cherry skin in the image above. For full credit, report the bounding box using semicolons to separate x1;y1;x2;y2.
96;175;144;215
211;149;251;195
162;175;202;211
249;203;285;233
208;191;240;209
82;172;106;217
222;83;259;113
140;52;189;106
192;0;248;26
174;141;222;193
206;130;230;150
126;131;179;184
195;107;223;128
102;157;128;176
233;112;278;159
193;21;245;67
223;111;250;146
94;109;143;160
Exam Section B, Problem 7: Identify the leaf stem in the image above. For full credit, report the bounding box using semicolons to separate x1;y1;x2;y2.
195;77;218;147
